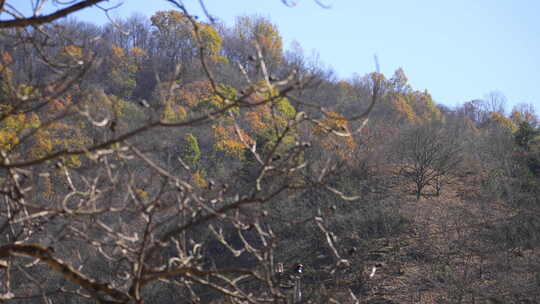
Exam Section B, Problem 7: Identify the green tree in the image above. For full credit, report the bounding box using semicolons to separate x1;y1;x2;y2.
515;121;539;151
182;133;201;168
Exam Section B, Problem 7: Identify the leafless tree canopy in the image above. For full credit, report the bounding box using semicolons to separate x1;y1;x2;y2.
0;1;539;304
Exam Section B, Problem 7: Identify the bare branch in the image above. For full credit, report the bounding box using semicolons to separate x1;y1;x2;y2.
0;0;107;28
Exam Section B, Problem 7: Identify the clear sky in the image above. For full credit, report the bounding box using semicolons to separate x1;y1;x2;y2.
33;1;540;110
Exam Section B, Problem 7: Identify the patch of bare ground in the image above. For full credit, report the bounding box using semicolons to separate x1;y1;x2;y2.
321;171;540;304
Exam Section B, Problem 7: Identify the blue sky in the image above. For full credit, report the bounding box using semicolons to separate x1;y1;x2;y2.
27;1;540;110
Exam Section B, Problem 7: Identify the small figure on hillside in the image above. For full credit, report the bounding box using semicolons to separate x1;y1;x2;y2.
275;263;304;303
275;263;303;289
369;263;384;279
294;263;304;274
139;99;150;108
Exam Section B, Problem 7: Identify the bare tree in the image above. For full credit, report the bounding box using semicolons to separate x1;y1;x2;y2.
0;0;111;28
483;91;507;116
0;1;379;303
392;122;463;199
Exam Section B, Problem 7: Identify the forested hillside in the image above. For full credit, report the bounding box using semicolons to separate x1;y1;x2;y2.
0;1;539;303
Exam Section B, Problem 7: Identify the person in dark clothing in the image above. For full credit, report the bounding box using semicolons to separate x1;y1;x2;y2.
275;263;304;303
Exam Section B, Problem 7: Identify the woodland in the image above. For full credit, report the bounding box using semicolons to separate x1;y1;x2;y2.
0;1;539;303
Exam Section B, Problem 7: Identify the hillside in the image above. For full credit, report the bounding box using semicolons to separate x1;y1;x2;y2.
0;1;539;304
